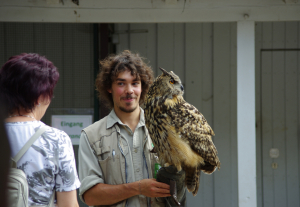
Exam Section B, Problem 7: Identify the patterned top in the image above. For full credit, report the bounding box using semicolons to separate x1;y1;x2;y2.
6;121;81;206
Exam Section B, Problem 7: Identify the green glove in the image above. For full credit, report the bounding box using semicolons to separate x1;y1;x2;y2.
156;166;186;207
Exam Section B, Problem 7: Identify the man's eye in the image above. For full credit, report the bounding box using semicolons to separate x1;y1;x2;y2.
117;82;124;86
169;79;175;84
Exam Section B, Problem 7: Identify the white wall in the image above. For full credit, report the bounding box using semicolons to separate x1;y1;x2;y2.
255;21;300;207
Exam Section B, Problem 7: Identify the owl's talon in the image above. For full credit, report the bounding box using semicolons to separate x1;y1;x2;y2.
170;179;181;206
176;166;182;172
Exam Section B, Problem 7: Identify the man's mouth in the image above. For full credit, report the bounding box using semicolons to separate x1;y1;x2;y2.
122;95;136;102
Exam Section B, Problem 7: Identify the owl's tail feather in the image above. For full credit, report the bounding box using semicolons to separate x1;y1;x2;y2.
185;165;201;196
185;167;196;193
192;165;201;196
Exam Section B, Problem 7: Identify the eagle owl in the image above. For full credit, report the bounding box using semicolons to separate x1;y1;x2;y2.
144;67;220;196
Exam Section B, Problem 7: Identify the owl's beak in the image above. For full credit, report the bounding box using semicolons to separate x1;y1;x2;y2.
180;85;184;91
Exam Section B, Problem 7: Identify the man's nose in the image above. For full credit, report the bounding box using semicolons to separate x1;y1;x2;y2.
126;85;134;93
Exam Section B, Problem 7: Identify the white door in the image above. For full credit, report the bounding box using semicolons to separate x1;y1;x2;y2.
261;50;300;207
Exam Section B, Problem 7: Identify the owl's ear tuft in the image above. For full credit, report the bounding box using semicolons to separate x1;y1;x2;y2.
159;67;169;76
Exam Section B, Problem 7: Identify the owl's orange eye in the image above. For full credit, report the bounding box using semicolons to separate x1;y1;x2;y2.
169;79;175;84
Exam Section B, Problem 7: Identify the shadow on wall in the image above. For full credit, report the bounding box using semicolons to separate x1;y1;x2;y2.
0;100;11;207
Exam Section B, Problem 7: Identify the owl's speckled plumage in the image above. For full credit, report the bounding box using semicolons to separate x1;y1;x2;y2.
144;68;220;196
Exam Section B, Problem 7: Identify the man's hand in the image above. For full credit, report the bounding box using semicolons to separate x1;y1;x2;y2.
140;178;171;198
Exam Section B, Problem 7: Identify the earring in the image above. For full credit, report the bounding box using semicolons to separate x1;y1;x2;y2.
38;103;41;106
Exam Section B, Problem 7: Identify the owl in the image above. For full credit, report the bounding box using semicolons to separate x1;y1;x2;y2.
144;67;220;196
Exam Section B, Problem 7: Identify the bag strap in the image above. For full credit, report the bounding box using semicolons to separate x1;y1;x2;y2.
11;125;49;168
11;125;55;207
47;190;55;207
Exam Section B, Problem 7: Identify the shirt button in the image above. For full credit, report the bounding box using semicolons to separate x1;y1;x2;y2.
134;149;138;153
136;168;140;172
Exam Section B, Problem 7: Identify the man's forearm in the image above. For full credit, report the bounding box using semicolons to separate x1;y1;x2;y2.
83;182;139;206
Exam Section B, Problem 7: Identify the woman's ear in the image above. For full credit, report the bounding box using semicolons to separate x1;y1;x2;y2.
107;89;112;93
37;95;51;105
37;96;43;106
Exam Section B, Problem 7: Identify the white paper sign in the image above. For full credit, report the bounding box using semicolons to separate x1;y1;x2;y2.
51;115;92;145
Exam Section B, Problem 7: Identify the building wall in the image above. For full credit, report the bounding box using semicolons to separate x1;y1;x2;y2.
255;22;300;207
0;23;95;124
1;21;299;207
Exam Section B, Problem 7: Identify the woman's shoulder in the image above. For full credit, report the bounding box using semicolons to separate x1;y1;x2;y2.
36;121;71;141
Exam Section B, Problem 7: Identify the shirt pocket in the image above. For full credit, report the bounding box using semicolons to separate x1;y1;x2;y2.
96;146;111;179
96;146;123;185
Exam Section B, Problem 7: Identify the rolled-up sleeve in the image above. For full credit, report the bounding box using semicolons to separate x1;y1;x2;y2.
78;131;104;203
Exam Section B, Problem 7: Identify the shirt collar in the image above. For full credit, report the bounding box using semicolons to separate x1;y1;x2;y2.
106;107;145;129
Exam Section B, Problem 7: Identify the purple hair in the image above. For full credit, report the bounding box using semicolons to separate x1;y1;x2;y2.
0;53;59;114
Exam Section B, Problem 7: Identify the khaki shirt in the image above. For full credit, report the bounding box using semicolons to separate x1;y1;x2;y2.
108;110;149;207
78;109;164;207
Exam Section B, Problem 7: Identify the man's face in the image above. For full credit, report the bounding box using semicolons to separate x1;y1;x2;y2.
108;70;142;113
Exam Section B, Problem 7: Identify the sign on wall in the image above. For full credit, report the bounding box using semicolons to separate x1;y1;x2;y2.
51;115;92;145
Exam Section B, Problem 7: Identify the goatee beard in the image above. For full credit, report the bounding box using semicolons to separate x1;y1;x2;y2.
119;105;138;113
119;94;138;113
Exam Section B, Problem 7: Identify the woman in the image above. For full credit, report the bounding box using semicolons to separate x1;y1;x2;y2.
0;53;80;207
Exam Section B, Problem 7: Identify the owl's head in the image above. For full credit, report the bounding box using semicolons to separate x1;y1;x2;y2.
150;67;184;98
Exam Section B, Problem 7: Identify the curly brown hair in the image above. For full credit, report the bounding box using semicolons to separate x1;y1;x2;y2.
96;50;154;109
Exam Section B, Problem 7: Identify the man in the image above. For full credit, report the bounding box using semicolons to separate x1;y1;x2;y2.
78;50;186;207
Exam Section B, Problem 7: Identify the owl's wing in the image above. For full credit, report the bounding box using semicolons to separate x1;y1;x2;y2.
167;101;220;171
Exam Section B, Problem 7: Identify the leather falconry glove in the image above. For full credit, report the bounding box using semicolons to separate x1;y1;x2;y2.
156;166;186;207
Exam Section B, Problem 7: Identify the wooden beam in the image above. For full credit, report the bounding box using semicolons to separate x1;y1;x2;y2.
0;4;299;22
237;21;257;207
